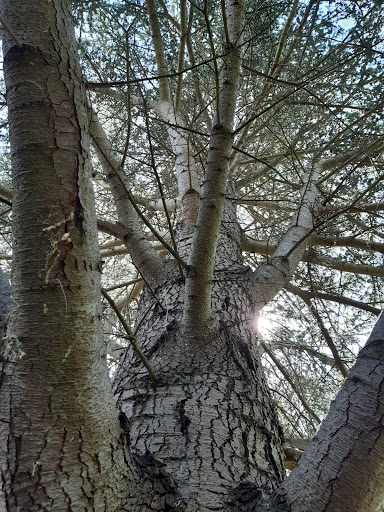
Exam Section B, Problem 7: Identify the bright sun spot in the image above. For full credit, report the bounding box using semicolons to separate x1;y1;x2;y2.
338;18;355;30
254;314;274;337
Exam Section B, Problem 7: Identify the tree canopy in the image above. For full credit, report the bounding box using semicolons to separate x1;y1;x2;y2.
1;0;384;436
0;0;384;509
60;0;384;434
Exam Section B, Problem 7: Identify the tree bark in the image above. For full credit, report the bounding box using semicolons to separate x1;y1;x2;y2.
0;1;135;509
183;0;245;332
270;312;384;512
90;109;164;285
0;266;9;338
2;2;384;511
114;200;286;511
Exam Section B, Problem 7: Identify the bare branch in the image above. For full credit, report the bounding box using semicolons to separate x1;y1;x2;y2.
182;0;245;332
260;341;335;366
0;13;22;48
0;184;12;201
89;110;166;283
104;278;143;292
243;234;384;278
261;340;321;424
145;0;170;102
302;298;349;377
250;166;320;309
101;288;157;384
286;284;381;316
174;0;187;111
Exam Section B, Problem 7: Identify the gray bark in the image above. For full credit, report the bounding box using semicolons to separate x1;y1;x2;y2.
0;1;135;509
2;1;384;510
250;166;319;310
90;109;164;285
0;266;10;338
145;0;201;224
114;198;286;511
270;312;384;512
183;0;245;332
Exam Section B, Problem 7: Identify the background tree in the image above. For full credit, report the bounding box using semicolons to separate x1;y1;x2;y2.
0;0;383;511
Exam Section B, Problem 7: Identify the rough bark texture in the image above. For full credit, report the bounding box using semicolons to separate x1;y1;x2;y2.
269;312;384;512
114;196;286;511
0;267;11;509
0;267;10;338
3;2;384;511
0;1;135;509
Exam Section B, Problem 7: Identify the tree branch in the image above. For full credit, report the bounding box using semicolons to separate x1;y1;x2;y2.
244;235;384;278
301;298;349;377
0;184;12;202
0;13;22;48
250;166;320;309
261;340;321;424
286;284;381;316
182;0;245;332
101;288;157;384
89;110;165;283
277;313;384;511
145;0;170;102
260;340;335;366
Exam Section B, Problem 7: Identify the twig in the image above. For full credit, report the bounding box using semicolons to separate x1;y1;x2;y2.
104;278;143;292
101;288;157;384
261;340;321;424
0;14;22;48
91;123;188;270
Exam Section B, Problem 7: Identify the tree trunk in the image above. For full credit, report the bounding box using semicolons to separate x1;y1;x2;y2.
0;1;134;509
114;197;286;511
2;2;384;511
0;266;10;339
269;312;384;512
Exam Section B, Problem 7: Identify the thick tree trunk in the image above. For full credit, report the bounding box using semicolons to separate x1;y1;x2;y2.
114;197;286;511
0;1;135;509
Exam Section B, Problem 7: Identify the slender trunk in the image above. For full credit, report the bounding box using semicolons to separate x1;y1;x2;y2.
0;1;135;509
183;0;245;332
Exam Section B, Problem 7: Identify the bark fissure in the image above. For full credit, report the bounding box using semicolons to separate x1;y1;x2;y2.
114;214;285;510
270;314;384;512
2;1;384;510
0;1;137;509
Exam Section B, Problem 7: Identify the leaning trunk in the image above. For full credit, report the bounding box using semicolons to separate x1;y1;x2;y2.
270;312;384;512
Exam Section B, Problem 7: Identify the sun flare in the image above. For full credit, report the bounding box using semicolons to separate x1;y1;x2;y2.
253;314;274;336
